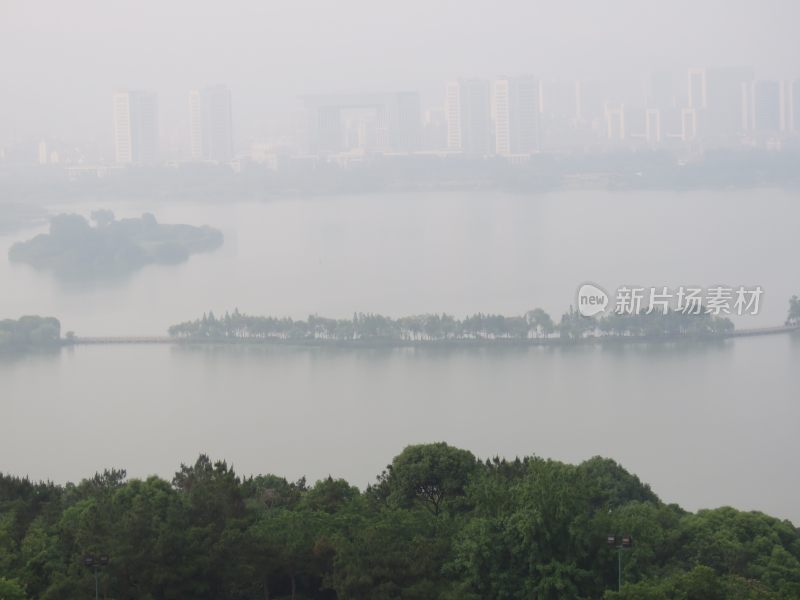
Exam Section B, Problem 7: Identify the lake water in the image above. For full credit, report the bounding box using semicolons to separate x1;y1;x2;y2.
1;189;799;521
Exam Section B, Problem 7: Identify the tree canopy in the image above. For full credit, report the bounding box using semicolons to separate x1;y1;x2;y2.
787;296;800;326
1;444;798;599
0;316;61;350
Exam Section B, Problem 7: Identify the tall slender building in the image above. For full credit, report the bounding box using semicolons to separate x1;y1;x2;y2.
445;79;491;155
392;92;422;152
687;68;707;110
493;77;540;156
747;80;782;133
687;67;753;143
189;85;234;162
113;90;158;165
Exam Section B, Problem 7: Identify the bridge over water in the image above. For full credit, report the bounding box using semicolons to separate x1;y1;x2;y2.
724;324;800;337
73;336;173;345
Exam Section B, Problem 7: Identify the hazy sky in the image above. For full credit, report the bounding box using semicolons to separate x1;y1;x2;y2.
1;0;799;148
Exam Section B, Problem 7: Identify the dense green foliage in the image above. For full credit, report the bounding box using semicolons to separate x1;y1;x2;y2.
1;444;798;599
168;308;734;343
559;307;735;340
169;309;555;341
787;296;800;326
0;316;60;350
8;212;223;278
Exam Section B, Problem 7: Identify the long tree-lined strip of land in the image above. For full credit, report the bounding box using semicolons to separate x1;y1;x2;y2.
3;296;798;351
168;307;736;343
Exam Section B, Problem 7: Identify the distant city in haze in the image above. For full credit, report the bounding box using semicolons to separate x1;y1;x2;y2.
4;66;800;178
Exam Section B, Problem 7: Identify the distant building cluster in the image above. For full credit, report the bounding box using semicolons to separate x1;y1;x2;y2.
433;69;798;158
111;85;233;166
19;85;234;177
298;69;799;162
7;67;800;171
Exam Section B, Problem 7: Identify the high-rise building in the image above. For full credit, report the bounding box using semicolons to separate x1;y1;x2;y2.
445;79;491;155
493;77;540;155
747;80;782;133
392;92;422;152
687;67;753;144
445;82;462;151
302;92;420;155
189;85;234;162
688;68;707;110
113;89;158;165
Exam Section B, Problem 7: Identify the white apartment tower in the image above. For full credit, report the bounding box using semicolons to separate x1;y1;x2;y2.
113;90;158;165
445;79;491;155
189;85;234;162
493;77;540;156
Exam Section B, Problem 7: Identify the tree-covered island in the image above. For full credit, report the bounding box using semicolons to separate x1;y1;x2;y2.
0;315;62;351
8;211;223;279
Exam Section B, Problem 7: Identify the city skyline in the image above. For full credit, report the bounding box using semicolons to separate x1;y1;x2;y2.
2;0;799;149
7;64;800;168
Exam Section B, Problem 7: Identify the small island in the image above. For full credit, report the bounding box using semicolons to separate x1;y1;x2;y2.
8;211;223;279
0;315;62;352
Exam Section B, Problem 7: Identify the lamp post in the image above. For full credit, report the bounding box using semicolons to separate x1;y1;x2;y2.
607;534;633;591
83;554;109;600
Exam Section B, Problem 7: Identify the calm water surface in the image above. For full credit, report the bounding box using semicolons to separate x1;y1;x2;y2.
1;190;798;521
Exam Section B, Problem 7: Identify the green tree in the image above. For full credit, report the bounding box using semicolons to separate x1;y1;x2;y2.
379;443;479;515
787;295;800;325
330;509;450;600
0;577;27;600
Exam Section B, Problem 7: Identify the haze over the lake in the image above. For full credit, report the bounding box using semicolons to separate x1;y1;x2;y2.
1;190;798;334
2;189;799;523
3;2;800;599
